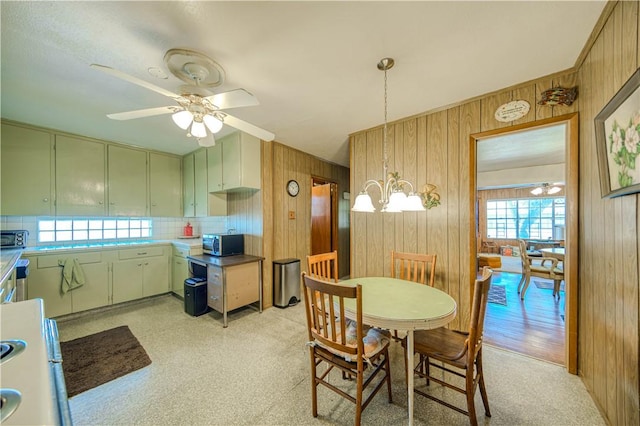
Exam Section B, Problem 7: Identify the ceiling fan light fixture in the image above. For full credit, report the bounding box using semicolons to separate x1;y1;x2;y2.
172;110;193;130
190;120;207;138
203;114;223;133
198;134;216;147
530;187;544;195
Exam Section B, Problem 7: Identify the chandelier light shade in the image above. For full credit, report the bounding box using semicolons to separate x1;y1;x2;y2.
531;183;562;195
203;114;223;133
351;58;440;213
190;120;207;138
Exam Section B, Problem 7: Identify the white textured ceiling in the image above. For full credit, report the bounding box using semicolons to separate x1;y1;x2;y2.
0;1;606;167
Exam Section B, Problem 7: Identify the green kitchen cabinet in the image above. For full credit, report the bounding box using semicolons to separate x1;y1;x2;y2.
172;255;188;297
112;259;144;304
55;135;107;216
24;251;109;317
26;261;73;318
149;152;182;217
108;145;148;216
142;255;169;297
112;246;169;303
1;122;53;215
183;149;226;217
208;131;261;193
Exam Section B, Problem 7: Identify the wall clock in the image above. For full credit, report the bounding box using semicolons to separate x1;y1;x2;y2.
287;179;300;197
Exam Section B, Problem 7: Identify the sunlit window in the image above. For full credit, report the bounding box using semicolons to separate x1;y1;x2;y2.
486;198;564;239
38;218;152;243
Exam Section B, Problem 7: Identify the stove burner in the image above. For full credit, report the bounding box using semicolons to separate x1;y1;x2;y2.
0;389;22;422
0;340;26;364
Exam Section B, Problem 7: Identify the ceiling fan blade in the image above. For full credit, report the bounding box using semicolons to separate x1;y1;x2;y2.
222;113;275;141
91;64;181;99
206;88;260;110
107;106;180;121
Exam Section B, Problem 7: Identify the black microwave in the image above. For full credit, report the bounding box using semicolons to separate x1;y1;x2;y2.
203;234;244;257
1;230;28;248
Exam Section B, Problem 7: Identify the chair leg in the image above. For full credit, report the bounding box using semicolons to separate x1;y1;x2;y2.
355;367;364;426
520;275;532;300
465;366;478;426
310;349;318;417
553;280;561;299
477;349;491;417
517;274;525;293
385;351;393;403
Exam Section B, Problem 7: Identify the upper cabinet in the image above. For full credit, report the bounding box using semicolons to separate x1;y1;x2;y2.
107;145;147;216
208;132;261;193
183;150;226;218
55;135;106;216
149;152;182;217
1;123;54;215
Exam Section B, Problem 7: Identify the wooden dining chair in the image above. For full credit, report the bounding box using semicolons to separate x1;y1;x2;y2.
402;267;493;426
307;250;339;282
516;239;564;299
302;272;392;426
389;251;437;340
390;250;437;287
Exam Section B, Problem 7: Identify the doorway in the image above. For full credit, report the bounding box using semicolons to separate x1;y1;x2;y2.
310;178;338;255
470;113;579;373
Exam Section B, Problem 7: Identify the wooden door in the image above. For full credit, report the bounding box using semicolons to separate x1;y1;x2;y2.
311;183;332;255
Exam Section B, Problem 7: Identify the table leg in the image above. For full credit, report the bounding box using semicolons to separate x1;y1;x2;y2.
407;329;414;425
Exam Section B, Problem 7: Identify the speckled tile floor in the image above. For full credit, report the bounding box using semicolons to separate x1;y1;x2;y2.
57;295;604;426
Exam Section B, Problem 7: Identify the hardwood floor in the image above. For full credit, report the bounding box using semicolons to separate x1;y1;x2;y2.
484;270;565;365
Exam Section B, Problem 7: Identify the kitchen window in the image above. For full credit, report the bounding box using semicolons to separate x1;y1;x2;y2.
38;218;152;243
486;197;565;239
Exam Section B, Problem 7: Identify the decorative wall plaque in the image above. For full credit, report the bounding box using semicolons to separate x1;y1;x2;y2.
494;100;530;122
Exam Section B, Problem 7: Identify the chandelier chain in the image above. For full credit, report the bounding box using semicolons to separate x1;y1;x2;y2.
383;65;389;172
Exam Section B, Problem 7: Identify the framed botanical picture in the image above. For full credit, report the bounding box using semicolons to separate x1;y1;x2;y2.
595;67;640;198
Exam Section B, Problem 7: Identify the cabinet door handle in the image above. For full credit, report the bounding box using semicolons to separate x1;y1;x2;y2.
144;262;149;266
137;252;147;255
176;261;183;265
137;263;142;266
43;198;49;202
152;203;157;206
110;202;116;205
98;201;104;205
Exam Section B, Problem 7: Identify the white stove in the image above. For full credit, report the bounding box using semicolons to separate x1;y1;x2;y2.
0;299;71;425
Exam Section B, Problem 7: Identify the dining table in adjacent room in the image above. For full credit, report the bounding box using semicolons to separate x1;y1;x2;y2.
338;277;457;425
540;247;565;261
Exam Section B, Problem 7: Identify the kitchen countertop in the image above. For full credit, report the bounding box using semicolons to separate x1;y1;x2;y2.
187;254;264;267
22;238;203;255
0;248;23;285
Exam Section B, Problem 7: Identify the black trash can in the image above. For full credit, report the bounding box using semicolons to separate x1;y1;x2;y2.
273;258;300;308
184;277;208;316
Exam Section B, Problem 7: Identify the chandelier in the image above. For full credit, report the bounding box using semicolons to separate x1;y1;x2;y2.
352;58;440;213
171;94;224;147
530;183;562;195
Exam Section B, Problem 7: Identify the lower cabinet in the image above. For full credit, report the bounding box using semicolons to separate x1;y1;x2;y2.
26;244;170;317
172;255;189;297
26;253;109;318
112;249;169;303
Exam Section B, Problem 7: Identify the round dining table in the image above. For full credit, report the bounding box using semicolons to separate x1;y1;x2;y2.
339;277;457;425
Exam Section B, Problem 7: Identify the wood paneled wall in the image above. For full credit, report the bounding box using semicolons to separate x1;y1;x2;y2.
350;2;639;423
576;2;639;424
350;78;577;331
252;141;350;308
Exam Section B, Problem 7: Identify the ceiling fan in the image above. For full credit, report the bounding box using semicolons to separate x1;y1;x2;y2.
91;49;275;147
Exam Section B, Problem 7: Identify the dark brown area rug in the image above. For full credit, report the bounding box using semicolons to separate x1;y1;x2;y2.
60;325;151;397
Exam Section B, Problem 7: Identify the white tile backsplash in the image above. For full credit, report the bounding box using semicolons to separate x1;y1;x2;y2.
0;216;228;246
